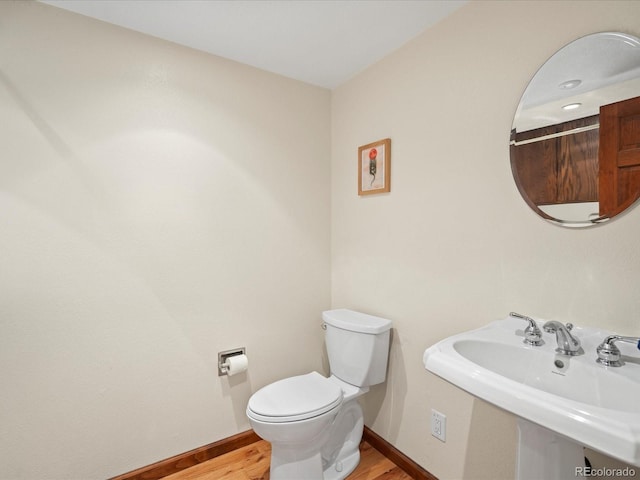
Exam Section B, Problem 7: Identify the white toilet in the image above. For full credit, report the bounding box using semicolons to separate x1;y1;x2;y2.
246;309;392;480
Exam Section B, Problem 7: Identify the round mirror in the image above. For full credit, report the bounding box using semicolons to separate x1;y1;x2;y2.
510;32;640;227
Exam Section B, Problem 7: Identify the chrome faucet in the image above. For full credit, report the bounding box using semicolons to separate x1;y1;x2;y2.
596;335;640;367
510;312;543;346
543;321;582;356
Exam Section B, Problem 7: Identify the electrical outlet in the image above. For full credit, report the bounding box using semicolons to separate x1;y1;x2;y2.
431;409;446;442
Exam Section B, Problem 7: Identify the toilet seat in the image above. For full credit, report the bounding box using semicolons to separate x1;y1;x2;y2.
247;371;343;423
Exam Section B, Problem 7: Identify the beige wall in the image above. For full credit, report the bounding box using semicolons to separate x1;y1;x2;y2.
332;1;640;479
0;2;330;478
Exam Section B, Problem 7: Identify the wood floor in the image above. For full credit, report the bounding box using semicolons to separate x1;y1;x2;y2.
162;439;413;480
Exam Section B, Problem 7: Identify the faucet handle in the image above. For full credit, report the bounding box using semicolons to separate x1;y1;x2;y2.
510;312;544;346
596;335;640;367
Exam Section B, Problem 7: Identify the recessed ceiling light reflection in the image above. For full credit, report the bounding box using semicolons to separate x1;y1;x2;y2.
562;103;582;110
559;79;582;90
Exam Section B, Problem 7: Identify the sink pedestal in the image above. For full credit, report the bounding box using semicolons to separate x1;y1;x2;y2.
517;419;584;479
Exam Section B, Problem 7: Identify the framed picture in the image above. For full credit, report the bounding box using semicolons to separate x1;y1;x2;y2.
358;138;391;195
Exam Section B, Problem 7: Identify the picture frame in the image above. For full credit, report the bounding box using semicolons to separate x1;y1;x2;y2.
358;138;391;195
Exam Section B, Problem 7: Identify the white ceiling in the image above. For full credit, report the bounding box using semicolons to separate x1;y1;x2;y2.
40;0;467;89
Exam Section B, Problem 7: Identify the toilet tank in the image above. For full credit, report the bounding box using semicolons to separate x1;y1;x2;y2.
322;309;392;387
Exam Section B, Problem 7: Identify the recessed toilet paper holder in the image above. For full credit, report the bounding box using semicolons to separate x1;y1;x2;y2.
218;347;246;376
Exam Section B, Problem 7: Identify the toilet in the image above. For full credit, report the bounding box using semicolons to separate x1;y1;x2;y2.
246;309;392;480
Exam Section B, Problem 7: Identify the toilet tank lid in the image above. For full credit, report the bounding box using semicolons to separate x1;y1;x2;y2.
322;309;392;334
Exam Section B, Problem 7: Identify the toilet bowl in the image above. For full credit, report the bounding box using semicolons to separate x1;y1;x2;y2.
246;309;392;480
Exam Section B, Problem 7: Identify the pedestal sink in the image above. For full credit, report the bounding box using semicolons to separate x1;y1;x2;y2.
423;316;640;479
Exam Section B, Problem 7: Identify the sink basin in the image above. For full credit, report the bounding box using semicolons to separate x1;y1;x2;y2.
423;317;640;467
453;339;640;412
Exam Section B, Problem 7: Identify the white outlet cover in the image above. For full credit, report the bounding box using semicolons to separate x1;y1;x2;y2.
431;409;446;442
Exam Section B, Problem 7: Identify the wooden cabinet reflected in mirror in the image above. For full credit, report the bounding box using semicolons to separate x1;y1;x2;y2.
511;95;640;223
511;116;599;210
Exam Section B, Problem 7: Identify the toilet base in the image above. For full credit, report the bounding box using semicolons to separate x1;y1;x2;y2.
271;445;325;479
321;399;364;480
322;450;360;480
270;445;360;480
263;399;365;480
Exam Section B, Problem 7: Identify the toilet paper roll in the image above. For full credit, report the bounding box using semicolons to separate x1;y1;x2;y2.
225;354;248;376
